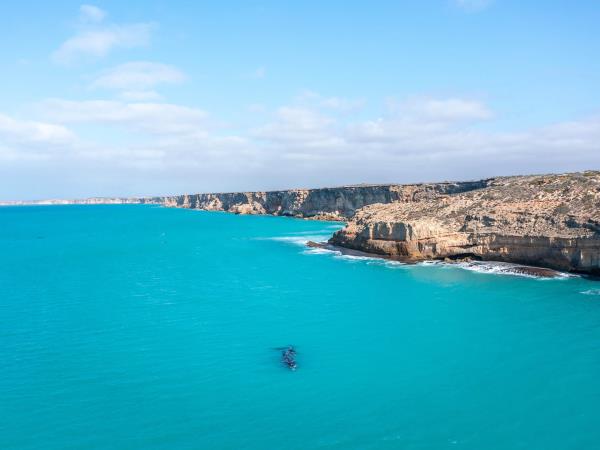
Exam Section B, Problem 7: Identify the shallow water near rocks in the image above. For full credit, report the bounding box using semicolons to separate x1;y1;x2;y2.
1;205;600;449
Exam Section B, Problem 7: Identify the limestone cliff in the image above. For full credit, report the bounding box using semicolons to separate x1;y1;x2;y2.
0;182;485;214
329;172;600;274
164;181;488;220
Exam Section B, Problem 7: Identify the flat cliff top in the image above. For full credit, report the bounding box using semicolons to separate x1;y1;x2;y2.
349;171;600;239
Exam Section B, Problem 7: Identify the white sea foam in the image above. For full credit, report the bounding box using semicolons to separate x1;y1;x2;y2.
372;259;407;269
270;234;388;263
302;247;339;256
449;261;571;279
265;233;571;280
290;230;333;235
456;261;538;278
581;289;600;296
302;247;406;268
417;260;444;266
413;259;569;279
258;235;329;246
333;254;381;262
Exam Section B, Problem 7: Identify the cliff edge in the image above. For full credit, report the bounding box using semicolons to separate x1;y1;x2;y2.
164;181;488;220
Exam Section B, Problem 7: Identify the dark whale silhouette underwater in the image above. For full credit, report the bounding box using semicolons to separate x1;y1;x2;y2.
275;346;297;370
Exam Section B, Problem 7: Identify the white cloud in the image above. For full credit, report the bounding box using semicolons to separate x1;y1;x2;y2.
319;96;365;112
80;5;106;23
296;90;365;113
40;99;209;137
0;113;77;163
390;97;492;122
453;0;494;12
53;24;154;64
254;96;491;154
37;95;600;170
3;93;600;199
52;6;155;64
119;90;162;101
254;107;343;149
91;61;186;90
0;113;75;145
251;95;600;176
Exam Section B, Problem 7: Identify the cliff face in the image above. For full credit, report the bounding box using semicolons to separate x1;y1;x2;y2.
164;181;488;220
1;182;486;213
329;172;600;274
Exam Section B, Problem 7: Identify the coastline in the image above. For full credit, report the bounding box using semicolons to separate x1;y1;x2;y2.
3;170;598;276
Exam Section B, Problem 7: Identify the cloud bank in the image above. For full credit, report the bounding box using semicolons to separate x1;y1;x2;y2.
2;92;599;199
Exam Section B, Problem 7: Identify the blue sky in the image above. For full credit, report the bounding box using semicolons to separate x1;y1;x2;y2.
1;0;599;200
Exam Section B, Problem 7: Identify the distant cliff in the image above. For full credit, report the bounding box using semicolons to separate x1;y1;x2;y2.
163;181;489;220
329;172;600;275
1;182;487;215
0;197;165;206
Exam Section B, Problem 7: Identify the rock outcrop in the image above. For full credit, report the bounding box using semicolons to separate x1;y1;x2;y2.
329;172;600;274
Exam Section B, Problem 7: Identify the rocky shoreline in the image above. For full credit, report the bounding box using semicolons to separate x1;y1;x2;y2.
329;172;600;275
3;170;599;275
307;241;565;278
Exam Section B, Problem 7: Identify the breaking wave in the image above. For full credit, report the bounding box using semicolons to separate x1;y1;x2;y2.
264;233;571;280
426;260;572;279
580;289;600;296
258;235;330;247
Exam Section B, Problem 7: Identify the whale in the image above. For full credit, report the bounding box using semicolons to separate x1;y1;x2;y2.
276;346;297;370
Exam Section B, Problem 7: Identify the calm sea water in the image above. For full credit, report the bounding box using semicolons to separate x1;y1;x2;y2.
1;205;600;450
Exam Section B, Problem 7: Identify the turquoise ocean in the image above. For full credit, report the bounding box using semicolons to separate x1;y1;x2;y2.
1;205;600;450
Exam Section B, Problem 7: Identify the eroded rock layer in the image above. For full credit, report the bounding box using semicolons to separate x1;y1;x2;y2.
164;181;488;220
329;172;600;274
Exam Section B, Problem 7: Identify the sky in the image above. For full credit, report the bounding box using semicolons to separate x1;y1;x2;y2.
1;0;599;200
